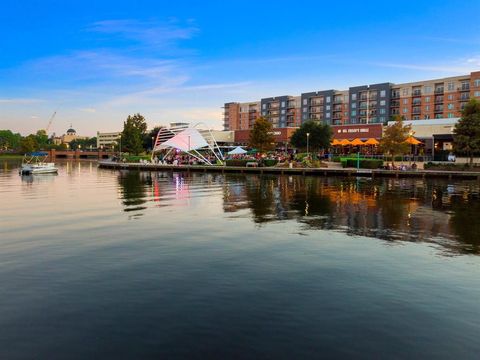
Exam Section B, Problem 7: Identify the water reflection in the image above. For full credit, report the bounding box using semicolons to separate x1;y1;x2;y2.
114;171;480;254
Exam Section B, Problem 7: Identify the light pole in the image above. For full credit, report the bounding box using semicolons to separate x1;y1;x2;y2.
118;134;122;158
151;136;155;152
306;132;310;159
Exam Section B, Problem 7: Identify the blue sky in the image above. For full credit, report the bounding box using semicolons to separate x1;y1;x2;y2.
1;0;479;136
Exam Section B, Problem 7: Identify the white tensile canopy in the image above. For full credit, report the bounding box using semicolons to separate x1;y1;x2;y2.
152;126;224;165
228;146;247;155
159;128;209;152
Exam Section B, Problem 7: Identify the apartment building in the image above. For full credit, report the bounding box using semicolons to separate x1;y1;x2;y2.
223;71;480;131
260;95;301;128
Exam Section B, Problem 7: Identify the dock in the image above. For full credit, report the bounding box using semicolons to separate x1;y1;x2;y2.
98;161;480;180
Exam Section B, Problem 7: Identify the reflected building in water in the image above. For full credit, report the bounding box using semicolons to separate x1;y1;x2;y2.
222;174;480;254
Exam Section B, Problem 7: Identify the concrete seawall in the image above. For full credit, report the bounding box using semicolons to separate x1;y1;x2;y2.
98;161;480;180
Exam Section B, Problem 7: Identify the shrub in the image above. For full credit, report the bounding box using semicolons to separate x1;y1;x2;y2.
341;158;383;169
225;159;252;167
263;159;278;167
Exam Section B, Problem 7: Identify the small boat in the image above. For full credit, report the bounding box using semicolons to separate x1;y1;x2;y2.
19;152;58;175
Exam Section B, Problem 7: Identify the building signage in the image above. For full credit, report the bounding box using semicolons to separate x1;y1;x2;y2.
332;124;383;140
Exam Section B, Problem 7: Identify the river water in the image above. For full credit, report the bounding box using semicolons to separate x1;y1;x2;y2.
1;160;479;359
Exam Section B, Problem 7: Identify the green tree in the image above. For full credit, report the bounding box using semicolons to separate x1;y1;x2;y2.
290;120;332;153
20;135;38;153
379;115;411;166
35;129;49;148
122;113;148;155
143;126;163;151
0;130;22;150
453;98;480;166
249;117;275;153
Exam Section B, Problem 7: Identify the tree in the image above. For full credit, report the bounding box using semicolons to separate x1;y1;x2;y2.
453;98;480;166
290;121;332;153
20;135;38;153
249;117;275;152
0;130;22;150
35;129;49;148
143;126;164;151
122;113;148;155
379;115;411;166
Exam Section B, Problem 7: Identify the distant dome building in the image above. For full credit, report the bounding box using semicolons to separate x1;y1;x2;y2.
52;125;87;146
66;128;76;135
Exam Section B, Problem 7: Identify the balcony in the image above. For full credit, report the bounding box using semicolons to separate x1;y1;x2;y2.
412;108;421;114
412;101;422;106
391;92;400;99
434;97;444;103
460;84;470;91
333;106;342;112
311;100;323;106
390;100;400;107
434;106;444;112
412;90;422;96
333;98;343;104
460;94;470;101
435;87;444;94
360;95;368;101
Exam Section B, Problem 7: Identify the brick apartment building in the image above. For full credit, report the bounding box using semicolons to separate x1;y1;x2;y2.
223;71;480;145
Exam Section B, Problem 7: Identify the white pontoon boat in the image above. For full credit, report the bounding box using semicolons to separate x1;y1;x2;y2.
19;152;58;175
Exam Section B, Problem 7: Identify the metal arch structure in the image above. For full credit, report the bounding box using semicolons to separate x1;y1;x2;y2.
151;124;224;165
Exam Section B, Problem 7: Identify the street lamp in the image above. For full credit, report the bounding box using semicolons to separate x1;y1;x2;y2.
306;132;310;158
151;136;155;152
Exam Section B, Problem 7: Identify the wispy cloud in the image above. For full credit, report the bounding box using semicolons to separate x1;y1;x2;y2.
88;19;198;48
370;55;480;74
79;107;96;113
0;98;44;104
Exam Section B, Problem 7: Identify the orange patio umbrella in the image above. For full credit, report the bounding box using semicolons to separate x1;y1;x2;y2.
404;136;422;145
364;138;379;146
339;139;351;146
331;139;340;146
350;138;365;146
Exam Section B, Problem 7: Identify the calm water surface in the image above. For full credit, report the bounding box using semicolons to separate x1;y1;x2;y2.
1;160;480;359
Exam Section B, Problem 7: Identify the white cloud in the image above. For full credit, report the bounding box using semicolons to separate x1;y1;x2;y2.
0;98;44;104
79;107;96;113
88;19;198;48
371;55;480;74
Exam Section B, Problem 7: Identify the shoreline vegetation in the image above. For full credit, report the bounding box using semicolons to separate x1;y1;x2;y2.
0;154;24;159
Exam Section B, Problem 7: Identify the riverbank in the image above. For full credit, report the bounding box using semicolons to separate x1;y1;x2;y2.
98;161;480;180
0;154;23;160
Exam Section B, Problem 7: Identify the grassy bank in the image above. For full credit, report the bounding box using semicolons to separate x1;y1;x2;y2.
0;154;23;160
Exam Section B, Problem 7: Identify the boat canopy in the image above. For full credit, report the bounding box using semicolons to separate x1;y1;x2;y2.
26;152;49;156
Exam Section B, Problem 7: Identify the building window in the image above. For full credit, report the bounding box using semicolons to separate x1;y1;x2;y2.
351;94;357;101
326;105;331;111
448;113;454;118
351;110;357;116
425;96;430;103
403;88;409;96
351;102;356;109
281;101;285;107
380;108;386;114
281;109;286;114
262;104;266;109
424;86;432;94
425;105;430;111
380;100;386;106
475;91;480;97
403;99;408;105
447;82;454;91
326;96;331;103
326;112;331;118
403;108;408;114
447;103;454;110
303;107;307;112
380;90;386;97
425;115;430;119
475;79;480;87
344;95;349;102
379;116;385;122
448;94;453;100
303;99;307;105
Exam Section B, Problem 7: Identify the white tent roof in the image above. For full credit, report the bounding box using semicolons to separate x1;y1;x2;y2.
157;128;209;152
228;146;247;155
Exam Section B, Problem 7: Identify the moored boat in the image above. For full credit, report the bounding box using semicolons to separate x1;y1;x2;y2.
19;152;58;175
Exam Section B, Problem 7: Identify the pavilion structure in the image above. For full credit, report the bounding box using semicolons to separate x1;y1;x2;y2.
152;124;224;165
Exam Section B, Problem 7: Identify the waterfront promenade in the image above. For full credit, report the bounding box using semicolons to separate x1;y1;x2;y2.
99;161;480;180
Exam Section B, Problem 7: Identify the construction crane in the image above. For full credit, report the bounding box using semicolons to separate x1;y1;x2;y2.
45;111;57;134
